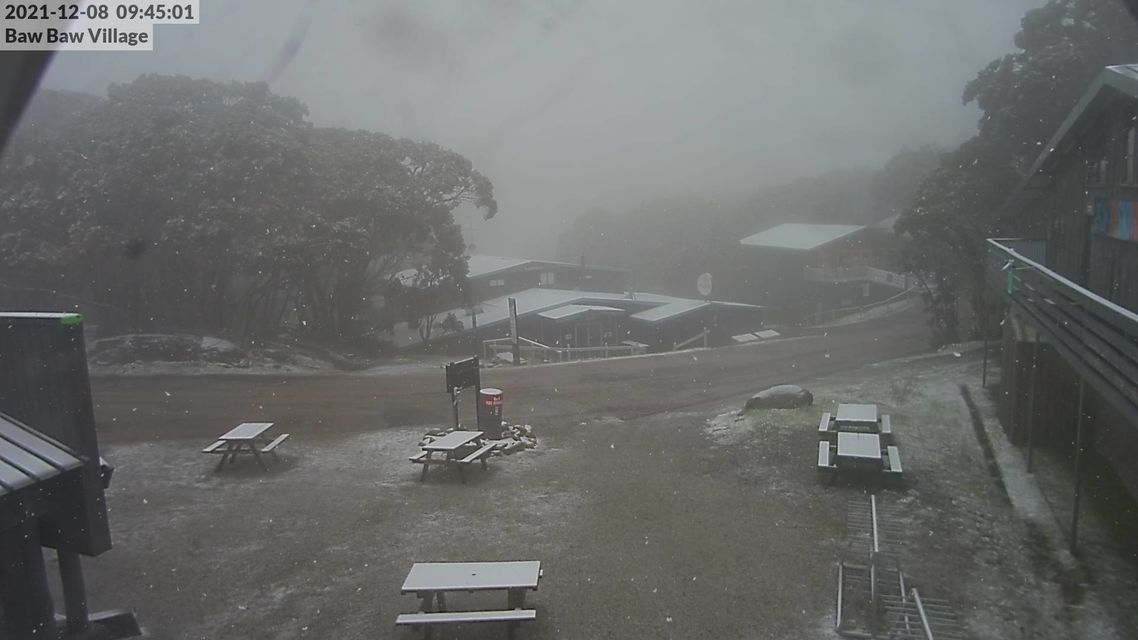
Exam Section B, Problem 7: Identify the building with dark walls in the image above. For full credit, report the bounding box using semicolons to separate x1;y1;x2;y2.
734;221;910;323
988;65;1138;545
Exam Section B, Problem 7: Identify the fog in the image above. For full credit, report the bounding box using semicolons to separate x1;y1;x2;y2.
41;0;1044;256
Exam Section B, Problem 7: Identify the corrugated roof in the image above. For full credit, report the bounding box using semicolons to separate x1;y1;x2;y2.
387;288;763;346
739;223;866;251
629;299;708;322
537;304;625;321
465;255;534;279
396;254;628;284
0;412;83;498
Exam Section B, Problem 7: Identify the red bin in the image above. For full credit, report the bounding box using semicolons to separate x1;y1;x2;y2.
478;387;504;438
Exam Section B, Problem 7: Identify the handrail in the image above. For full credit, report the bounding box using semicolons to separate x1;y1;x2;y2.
482;337;647;364
803;265;913;290
911;589;936;640
482;335;554;350
800;286;920;326
986;238;1138;426
672;328;709;351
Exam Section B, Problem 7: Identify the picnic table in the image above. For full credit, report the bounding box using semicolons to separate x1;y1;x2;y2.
836;403;878;428
818;431;903;479
837;432;881;463
819;404;893;440
409;430;496;483
201;422;289;471
395;561;541;638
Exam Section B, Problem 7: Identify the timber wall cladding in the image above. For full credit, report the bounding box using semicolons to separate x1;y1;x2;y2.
999;337;1081;447
999;334;1138;500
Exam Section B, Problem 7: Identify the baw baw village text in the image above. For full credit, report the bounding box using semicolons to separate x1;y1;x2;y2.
7;26;148;46
0;0;197;50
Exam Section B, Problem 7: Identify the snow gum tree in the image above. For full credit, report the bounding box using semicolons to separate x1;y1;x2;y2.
896;0;1138;345
0;74;496;346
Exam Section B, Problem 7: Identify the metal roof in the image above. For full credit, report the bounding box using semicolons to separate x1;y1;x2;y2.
1003;64;1138;214
629;299;708;322
395;254;628;285
0;412;83;498
387;288;763;346
537;304;625;321
467;254;628;279
465;255;534;279
739;223;866;251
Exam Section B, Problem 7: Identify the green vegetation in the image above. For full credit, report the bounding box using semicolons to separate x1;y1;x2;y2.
896;0;1138;345
0;74;496;347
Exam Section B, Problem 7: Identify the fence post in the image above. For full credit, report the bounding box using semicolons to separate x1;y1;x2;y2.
1070;379;1087;554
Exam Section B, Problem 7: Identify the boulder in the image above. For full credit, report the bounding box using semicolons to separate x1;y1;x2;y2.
743;384;814;411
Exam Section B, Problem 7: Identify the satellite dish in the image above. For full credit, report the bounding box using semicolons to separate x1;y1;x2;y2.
697;272;713;298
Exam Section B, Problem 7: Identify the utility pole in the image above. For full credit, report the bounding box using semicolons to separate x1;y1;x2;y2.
508;297;520;366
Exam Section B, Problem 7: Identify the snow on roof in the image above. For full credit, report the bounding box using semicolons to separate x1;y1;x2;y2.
629;299;708;322
465;255;533;279
467;254;628;279
739;223;866;251
537;304;625;321
386;288;762;346
394;254;627;286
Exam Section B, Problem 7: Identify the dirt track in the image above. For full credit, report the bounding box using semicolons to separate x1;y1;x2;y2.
91;308;933;443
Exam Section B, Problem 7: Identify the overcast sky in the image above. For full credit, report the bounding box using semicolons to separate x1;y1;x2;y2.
41;0;1044;256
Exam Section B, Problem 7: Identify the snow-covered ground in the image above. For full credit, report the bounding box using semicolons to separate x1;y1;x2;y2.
706;351;1136;639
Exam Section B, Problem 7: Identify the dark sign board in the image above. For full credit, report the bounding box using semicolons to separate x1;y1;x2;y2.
445;356;480;394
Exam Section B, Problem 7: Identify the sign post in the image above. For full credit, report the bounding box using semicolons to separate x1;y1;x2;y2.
444;356;481;429
508;297;521;366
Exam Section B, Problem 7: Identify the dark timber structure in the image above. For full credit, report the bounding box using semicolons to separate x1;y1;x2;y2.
987;64;1138;553
0;313;140;638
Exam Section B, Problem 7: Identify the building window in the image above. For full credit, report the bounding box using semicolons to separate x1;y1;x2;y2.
539;271;555;285
489;278;505;287
1122;121;1137;186
1086;132;1109;187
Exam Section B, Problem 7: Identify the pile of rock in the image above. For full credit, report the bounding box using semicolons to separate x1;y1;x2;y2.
490;423;537;455
418;423;538;456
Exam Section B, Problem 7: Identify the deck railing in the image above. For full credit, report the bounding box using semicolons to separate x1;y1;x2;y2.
986;238;1138;424
803;265;914;291
482;336;647;364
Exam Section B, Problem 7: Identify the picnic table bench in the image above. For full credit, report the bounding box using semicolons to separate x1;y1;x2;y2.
410;431;495;483
818;432;904;481
818;405;894;443
396;561;541;638
202;422;289;471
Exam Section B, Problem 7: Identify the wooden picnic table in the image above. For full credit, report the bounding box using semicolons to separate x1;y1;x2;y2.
202;422;289;471
396;561;542;637
410;430;496;483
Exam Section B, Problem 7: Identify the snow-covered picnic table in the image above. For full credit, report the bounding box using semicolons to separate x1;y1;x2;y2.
819;404;893;441
409;430;496;483
836;403;878;428
817;405;903;479
395;561;542;636
201;422;289;471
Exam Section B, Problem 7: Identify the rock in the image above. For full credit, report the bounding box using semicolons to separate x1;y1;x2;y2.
502;441;526;455
743;384;814;411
